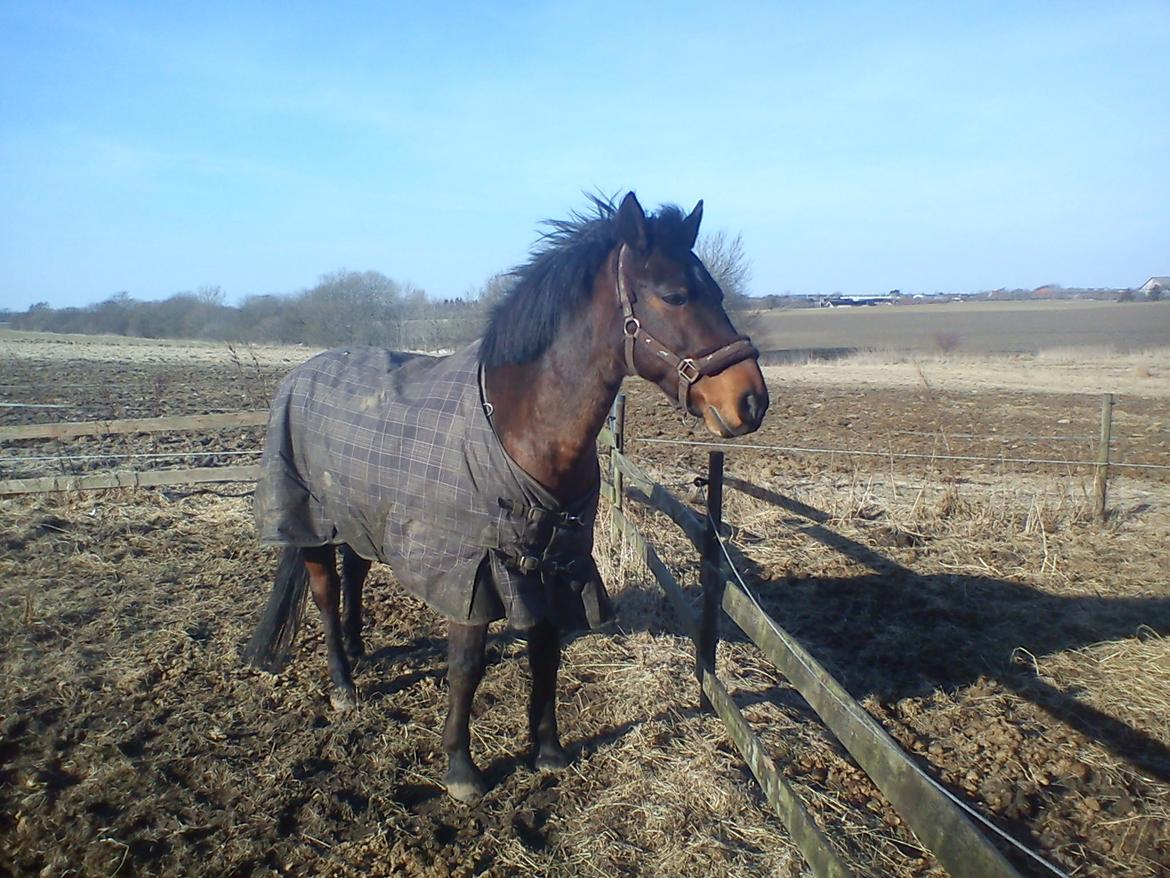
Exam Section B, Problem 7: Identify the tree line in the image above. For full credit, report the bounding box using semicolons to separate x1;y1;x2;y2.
6;271;506;351
2;234;756;350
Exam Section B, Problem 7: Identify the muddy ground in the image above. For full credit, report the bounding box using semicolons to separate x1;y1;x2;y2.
1;334;1168;876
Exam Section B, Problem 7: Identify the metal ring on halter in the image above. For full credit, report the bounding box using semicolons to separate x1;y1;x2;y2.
677;358;700;385
623;317;641;337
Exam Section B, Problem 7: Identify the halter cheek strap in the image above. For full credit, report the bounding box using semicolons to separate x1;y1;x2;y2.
616;245;760;411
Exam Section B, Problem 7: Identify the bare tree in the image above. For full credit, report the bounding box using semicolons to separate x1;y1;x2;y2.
197;285;225;306
300;270;405;346
472;272;516;310
696;229;752;306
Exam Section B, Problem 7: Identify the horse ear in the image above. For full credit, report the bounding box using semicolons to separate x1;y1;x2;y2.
615;192;648;251
682;199;703;249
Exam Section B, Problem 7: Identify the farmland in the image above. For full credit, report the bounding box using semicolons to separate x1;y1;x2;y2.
2;301;1169;877
748;299;1170;357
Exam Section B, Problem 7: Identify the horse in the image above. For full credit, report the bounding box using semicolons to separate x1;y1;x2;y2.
242;192;769;802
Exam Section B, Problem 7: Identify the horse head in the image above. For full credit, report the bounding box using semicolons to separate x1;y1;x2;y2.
610;192;769;437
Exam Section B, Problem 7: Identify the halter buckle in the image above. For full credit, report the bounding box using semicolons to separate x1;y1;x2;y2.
514;554;541;573
677;358;700;384
558;512;585;528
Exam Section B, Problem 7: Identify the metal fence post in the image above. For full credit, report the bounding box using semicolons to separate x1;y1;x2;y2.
1093;393;1114;521
698;451;725;710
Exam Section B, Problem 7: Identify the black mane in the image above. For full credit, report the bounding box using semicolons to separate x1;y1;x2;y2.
479;195;690;367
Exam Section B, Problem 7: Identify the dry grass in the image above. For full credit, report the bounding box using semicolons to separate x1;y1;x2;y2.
762;347;1170;398
1039;637;1170;749
620;447;1170;876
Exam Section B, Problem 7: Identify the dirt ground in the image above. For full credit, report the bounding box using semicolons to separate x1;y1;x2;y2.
2;332;1169;876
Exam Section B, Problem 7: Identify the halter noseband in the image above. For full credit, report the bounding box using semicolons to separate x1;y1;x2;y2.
616;244;760;411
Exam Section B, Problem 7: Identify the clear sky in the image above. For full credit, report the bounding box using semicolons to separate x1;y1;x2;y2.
2;1;1168;310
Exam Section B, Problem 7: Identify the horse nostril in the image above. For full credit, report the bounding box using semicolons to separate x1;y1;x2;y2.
741;391;766;427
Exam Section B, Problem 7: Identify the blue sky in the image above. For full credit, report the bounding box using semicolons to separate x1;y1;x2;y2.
2;1;1168;310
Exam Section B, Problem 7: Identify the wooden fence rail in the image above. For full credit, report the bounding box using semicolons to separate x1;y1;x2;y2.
602;395;1027;878
607;480;854;878
0;411;270;495
0;465;260;497
0;410;269;442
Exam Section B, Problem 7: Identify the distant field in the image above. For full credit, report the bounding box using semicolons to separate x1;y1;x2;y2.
747;300;1170;356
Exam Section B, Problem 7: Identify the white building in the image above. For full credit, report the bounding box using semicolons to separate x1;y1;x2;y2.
1139;277;1170;296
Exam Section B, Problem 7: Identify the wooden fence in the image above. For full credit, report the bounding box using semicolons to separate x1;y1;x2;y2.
0;393;1147;524
0;411;266;496
599;395;1039;878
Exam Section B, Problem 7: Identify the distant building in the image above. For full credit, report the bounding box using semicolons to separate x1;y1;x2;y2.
1139;277;1169;296
816;293;894;307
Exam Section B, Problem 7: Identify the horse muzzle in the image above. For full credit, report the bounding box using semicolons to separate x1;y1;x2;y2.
694;362;769;437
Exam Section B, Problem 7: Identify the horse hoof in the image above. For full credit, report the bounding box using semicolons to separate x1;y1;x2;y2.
535;745;570;773
444;773;487;804
330;687;358;712
444;756;487;803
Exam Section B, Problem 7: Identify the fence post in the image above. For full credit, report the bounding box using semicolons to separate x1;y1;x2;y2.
698;451;725;711
1093;393;1114;521
610;394;626;538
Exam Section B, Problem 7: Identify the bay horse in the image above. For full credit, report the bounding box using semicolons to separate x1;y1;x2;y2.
243;192;768;802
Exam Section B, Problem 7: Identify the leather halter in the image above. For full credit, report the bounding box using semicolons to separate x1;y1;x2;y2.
615;245;760;411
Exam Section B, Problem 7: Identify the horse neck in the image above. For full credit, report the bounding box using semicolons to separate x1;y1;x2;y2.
484;283;624;502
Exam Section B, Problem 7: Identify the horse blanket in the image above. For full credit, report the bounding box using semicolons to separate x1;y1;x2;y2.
254;340;612;631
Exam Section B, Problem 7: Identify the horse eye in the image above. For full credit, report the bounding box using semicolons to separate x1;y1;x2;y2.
661;292;689;307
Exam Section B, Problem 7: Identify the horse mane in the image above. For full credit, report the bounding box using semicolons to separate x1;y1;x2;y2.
479;195;692;367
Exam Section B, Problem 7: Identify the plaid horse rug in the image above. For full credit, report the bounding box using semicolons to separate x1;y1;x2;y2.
254;341;612;631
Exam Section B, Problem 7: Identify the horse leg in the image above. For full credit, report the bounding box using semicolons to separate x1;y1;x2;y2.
304;545;358;711
339;544;371;660
528;618;569;771
442;621;488;802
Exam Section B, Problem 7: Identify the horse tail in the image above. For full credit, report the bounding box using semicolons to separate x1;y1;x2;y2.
242;547;311;672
